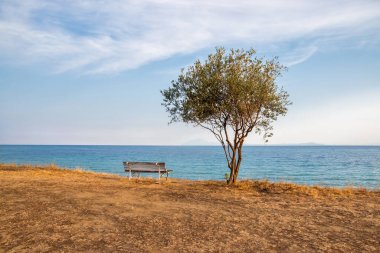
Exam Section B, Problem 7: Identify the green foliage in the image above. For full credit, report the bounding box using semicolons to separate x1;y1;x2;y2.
161;47;290;140
161;47;291;183
225;173;229;183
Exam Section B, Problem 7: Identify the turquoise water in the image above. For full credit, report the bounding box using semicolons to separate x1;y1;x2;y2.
0;145;379;188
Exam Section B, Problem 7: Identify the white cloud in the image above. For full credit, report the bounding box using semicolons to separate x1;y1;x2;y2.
0;0;380;74
282;45;318;67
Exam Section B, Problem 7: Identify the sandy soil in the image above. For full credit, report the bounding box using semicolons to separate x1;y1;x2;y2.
0;165;379;252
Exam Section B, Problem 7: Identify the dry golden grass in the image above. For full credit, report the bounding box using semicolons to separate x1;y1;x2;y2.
232;179;372;198
0;163;373;197
1;163;379;252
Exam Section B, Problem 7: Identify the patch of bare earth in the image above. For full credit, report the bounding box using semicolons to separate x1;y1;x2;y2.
0;164;379;252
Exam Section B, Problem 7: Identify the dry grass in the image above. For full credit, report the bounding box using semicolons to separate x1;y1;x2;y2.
232;179;372;198
0;163;63;170
0;163;122;178
1;163;379;252
1;163;373;197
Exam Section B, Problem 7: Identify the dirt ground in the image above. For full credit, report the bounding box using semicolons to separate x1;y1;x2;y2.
0;164;379;252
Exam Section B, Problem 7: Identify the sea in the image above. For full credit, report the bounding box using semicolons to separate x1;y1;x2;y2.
0;145;379;188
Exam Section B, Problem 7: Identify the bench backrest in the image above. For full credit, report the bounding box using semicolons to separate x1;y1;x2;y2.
123;162;166;172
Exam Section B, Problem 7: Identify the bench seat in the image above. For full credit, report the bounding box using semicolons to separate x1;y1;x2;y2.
123;162;172;180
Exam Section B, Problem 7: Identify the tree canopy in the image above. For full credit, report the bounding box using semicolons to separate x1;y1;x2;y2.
161;48;291;184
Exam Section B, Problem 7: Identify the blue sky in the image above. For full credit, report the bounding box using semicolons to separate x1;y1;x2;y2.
0;0;380;145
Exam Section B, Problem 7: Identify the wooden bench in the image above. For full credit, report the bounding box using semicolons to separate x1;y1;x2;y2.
123;162;172;180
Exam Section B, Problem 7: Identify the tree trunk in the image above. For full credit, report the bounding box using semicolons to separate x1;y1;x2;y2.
227;142;244;185
228;166;235;185
227;161;239;185
227;166;239;185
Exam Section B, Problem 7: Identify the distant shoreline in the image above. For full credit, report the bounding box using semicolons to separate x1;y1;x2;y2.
1;144;380;146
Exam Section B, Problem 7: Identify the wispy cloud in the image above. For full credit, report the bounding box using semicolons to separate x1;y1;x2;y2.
282;45;318;67
1;0;379;74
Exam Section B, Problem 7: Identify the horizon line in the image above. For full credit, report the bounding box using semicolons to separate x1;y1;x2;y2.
1;144;380;147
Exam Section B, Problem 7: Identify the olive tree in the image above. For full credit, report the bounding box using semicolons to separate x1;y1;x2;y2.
161;48;290;184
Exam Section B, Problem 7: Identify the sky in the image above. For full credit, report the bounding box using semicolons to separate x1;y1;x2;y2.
0;0;380;145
